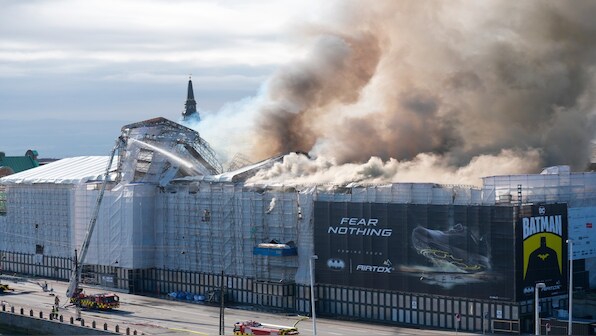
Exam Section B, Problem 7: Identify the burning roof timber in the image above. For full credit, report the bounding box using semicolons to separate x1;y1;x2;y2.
172;153;287;184
117;117;224;185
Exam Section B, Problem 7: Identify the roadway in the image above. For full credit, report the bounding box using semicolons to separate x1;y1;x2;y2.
0;275;478;335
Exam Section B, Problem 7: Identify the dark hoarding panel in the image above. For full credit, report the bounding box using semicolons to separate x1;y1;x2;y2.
314;202;516;301
516;203;568;300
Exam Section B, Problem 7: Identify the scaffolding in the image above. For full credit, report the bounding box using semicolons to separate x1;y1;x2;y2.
482;168;596;207
4;163;596;286
155;182;302;282
2;115;596;291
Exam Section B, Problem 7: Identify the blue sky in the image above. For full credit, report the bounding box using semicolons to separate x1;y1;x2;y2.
0;0;320;158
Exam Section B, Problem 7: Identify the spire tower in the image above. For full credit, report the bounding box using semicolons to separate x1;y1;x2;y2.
182;75;199;121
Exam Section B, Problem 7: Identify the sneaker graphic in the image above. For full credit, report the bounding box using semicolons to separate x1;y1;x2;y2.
411;224;490;273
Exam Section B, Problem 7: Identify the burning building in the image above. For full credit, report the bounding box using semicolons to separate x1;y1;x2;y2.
1;116;595;334
4;1;596;333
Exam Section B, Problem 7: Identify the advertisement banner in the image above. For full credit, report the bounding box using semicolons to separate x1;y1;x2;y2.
568;207;596;260
516;203;568;299
314;202;515;301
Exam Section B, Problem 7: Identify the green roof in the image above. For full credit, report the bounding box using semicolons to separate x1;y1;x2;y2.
0;152;39;174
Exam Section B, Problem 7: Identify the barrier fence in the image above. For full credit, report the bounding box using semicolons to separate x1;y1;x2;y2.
0;303;139;335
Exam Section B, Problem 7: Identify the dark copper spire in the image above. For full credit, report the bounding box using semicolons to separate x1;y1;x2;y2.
182;76;199;121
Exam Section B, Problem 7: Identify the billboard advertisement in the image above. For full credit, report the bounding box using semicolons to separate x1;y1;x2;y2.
568;207;596;260
314;202;516;301
516;203;568;299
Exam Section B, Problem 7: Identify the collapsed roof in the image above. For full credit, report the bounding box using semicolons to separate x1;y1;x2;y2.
118;117;224;186
0;117;282;186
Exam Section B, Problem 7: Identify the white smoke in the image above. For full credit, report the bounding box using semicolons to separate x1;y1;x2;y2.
266;197;277;214
246;150;543;187
182;92;265;165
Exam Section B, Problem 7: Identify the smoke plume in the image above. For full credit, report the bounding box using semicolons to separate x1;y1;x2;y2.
240;1;596;184
246;150;543;187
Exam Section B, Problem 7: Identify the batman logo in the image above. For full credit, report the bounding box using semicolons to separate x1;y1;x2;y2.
327;258;345;270
537;253;549;261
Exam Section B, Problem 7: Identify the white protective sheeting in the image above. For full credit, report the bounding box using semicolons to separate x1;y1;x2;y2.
77;183;154;269
0;156;117;185
482;168;596;206
0;184;73;258
154;182;302;281
314;183;482;205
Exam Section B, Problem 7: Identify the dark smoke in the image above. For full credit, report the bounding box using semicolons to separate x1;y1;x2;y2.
250;0;596;172
254;31;382;158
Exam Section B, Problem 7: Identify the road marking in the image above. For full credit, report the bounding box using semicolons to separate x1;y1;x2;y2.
169;327;209;335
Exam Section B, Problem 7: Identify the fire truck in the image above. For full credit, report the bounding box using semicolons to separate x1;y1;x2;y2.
69;288;120;310
233;320;299;335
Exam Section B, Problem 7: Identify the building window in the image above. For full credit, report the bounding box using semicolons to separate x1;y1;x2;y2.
35;244;44;254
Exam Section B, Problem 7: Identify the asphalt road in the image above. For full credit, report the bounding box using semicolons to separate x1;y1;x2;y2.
0;275;478;336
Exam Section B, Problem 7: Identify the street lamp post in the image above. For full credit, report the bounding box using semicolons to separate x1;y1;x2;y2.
566;239;573;335
310;255;318;336
535;282;546;336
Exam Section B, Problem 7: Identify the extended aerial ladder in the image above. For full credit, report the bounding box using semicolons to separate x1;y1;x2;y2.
66;137;124;309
